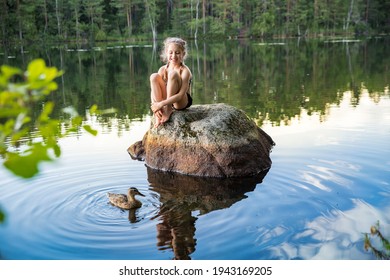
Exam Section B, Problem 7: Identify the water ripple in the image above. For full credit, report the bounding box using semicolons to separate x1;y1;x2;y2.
1;95;389;260
0;153;165;259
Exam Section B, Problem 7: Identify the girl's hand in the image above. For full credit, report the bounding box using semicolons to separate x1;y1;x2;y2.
151;102;163;114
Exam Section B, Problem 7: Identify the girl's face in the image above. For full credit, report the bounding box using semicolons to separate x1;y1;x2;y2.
166;43;184;65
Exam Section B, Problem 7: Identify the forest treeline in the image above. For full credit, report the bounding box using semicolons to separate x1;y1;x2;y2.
1;0;389;44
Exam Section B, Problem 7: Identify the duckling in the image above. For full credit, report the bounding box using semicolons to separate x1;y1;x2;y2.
107;187;145;209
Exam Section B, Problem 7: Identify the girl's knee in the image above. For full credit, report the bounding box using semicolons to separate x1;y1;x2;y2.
167;70;180;81
150;73;161;82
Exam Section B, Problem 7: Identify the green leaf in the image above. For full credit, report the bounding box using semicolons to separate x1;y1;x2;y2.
39;101;55;122
0;65;22;81
44;81;58;92
89;104;98;115
26;59;45;82
26;60;62;95
45;67;60;82
0;209;5;223
83;125;98;136
71;116;83;127
10;127;30;143
52;143;61;158
0;119;15;138
3;143;53;178
39;119;60;139
4;152;40;178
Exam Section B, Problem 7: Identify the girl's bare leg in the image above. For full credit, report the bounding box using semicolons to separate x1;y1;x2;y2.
161;71;181;124
150;73;166;127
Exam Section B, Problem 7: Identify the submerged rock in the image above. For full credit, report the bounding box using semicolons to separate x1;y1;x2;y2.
128;103;275;178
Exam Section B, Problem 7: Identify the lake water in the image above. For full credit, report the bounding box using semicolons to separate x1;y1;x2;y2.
0;38;389;260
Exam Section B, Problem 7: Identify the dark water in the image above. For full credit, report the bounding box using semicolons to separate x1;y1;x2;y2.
0;38;389;260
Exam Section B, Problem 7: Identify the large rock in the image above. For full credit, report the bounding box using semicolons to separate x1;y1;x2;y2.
128;103;275;178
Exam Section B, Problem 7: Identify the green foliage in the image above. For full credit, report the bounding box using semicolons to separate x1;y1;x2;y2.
251;11;276;37
0;0;389;43
209;18;226;37
364;221;390;260
0;59;99;178
0;207;4;223
95;29;107;41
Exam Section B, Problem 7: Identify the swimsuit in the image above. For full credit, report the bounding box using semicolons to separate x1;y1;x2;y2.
175;93;192;111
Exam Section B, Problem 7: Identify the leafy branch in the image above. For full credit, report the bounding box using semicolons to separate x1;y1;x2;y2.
364;221;390;260
0;59;100;179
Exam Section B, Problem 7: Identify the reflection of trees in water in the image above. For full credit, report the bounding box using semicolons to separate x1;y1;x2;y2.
147;167;269;260
2;40;388;131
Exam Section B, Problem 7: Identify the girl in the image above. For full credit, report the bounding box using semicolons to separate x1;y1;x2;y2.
150;37;192;127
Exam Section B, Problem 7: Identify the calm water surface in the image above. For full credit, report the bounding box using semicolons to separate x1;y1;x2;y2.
0;39;389;259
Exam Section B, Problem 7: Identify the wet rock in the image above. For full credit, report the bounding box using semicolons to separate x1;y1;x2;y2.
128;103;275;178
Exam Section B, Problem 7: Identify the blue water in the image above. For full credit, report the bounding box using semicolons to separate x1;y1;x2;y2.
0;90;389;260
1;38;390;260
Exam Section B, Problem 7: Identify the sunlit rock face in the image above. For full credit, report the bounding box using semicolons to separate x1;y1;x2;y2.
128;103;275;178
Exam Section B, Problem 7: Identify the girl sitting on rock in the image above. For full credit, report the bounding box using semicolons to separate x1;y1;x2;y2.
150;37;193;127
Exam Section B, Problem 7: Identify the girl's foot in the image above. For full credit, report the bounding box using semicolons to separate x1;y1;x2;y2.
154;114;162;128
160;106;173;124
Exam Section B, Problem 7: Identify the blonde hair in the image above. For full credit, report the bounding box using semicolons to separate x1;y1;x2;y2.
160;37;188;63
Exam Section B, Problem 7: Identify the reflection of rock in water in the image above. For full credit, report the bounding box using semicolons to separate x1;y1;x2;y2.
147;167;269;259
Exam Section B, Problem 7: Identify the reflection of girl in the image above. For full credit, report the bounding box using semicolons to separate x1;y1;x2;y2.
150;37;193;127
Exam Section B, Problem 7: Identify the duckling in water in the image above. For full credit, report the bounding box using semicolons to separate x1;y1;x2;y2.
107;187;145;209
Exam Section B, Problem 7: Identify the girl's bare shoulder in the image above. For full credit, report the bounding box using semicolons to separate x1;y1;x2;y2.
157;65;166;75
182;64;192;76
